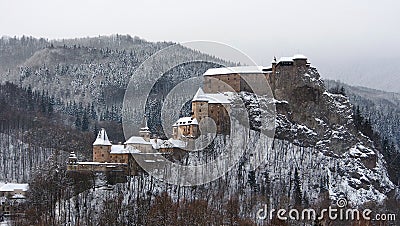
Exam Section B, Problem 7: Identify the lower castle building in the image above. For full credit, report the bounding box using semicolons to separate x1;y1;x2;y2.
0;183;28;217
67;118;187;175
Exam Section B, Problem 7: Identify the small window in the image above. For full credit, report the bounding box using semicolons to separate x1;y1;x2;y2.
102;154;104;157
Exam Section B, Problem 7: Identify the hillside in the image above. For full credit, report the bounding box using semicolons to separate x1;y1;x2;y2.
23;63;399;226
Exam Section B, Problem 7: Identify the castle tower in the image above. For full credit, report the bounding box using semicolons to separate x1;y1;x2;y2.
293;54;308;67
172;117;199;140
139;115;151;141
93;128;112;162
271;57;277;73
68;151;78;164
191;88;209;122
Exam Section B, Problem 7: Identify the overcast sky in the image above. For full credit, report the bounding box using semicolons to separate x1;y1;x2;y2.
1;0;400;92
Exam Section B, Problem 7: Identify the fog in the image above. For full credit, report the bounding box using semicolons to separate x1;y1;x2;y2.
1;0;399;92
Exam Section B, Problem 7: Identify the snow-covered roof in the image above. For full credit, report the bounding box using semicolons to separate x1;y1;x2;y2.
110;145;124;153
76;162;127;165
262;66;273;72
110;145;141;154
0;183;29;192
173;117;198;127
204;66;265;76
293;54;307;60
12;194;26;199
277;54;308;64
168;138;187;148
69;151;77;159
192;88;208;101
125;136;152;145
277;56;294;63
150;139;176;149
93;128;112;146
192;88;232;104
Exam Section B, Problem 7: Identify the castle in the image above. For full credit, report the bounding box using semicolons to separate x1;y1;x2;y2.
67;54;310;175
175;54;310;137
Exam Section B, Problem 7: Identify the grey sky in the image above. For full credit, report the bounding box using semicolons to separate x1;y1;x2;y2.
1;0;400;92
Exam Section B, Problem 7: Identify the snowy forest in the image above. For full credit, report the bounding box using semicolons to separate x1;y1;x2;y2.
0;35;399;225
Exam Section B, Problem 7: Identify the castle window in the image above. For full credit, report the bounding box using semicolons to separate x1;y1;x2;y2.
199;109;201;112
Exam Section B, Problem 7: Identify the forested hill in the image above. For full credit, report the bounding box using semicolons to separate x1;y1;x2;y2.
0;35;228;136
0;82;93;182
0;35;226;105
0;35;399;225
325;80;400;147
0;35;174;104
1;36;399;186
0;35;227;181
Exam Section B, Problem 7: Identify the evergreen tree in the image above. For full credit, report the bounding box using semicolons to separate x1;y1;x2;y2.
93;123;98;137
47;96;54;116
90;103;97;120
75;114;81;130
81;111;89;131
293;168;302;207
248;170;258;192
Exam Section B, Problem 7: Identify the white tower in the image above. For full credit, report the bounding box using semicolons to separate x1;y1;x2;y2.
139;115;151;141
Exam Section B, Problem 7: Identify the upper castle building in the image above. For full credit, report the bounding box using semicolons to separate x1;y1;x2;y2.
189;54;310;135
203;54;309;94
